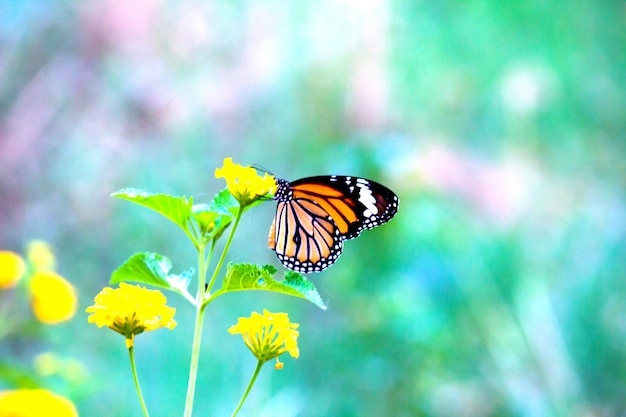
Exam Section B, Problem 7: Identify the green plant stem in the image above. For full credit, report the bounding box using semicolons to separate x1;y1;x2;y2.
205;208;243;295
129;346;150;417
183;303;206;417
231;360;264;417
184;206;244;417
183;244;208;417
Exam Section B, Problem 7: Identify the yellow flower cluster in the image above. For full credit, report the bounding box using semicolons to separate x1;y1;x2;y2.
86;283;177;348
214;157;276;206
0;243;77;324
30;271;78;324
229;309;299;367
0;251;26;289
0;389;77;417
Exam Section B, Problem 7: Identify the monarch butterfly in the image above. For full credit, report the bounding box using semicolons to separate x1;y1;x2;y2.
268;175;399;273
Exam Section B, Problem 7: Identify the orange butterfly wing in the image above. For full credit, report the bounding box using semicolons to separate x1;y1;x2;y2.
269;199;342;272
269;176;398;273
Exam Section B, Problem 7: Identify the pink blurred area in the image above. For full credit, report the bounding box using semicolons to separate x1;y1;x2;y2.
0;0;621;247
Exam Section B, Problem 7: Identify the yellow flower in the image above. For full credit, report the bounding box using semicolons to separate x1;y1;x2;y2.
26;240;56;271
214;157;276;206
0;389;78;417
86;283;177;348
30;271;77;324
0;251;26;289
228;309;299;365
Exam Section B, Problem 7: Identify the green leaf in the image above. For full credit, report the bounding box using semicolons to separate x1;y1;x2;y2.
210;263;327;310
209;187;271;217
112;188;193;234
110;252;194;302
191;202;233;242
209;188;239;216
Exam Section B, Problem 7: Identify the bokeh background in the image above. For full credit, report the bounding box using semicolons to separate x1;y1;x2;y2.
1;1;625;416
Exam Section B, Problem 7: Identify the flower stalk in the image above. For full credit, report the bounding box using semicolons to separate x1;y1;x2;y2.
86;284;177;415
227;309;300;415
204;208;243;297
230;360;264;417
183;244;208;417
129;346;150;417
184;157;277;415
184;200;245;416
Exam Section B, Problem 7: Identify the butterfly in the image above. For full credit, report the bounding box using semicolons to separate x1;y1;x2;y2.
268;175;399;273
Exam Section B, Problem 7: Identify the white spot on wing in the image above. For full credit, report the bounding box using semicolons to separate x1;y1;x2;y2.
357;182;379;216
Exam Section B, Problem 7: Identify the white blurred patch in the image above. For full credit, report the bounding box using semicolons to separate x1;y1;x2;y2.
499;64;559;116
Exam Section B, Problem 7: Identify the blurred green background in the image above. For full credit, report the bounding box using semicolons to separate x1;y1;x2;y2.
1;1;624;416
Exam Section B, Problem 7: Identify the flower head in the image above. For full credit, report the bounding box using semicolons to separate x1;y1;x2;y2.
86;283;177;348
0;389;78;417
228;309;299;365
30;271;77;324
215;157;276;206
0;251;26;289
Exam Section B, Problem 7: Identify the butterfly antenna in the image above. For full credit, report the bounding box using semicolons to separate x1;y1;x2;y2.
252;163;274;176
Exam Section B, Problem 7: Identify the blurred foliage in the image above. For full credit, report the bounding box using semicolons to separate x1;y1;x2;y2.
0;1;624;416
